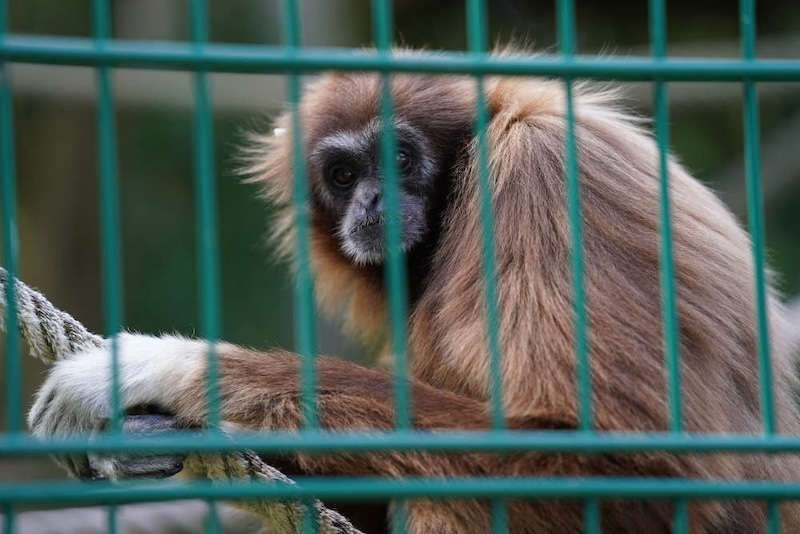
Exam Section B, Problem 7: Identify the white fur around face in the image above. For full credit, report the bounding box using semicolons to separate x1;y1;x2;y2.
27;333;212;439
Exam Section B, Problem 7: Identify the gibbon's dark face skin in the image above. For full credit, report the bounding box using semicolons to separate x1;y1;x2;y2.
308;119;439;266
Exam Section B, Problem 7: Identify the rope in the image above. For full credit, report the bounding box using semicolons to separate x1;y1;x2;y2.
0;267;363;534
0;268;104;362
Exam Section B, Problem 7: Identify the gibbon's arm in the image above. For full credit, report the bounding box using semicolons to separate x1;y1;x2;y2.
29;332;584;480
29;334;689;531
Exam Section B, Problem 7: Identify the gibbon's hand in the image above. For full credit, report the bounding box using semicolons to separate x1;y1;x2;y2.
27;333;213;479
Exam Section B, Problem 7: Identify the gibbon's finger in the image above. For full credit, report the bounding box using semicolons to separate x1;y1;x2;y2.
88;453;185;480
88;414;188;480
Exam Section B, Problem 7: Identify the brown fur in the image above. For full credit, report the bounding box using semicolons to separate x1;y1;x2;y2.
225;55;800;533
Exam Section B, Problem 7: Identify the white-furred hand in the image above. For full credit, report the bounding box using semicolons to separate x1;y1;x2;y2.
27;333;210;478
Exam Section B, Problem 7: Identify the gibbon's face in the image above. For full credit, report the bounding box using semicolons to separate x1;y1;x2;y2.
308;118;438;265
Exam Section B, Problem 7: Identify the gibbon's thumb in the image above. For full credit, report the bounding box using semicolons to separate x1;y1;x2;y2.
0;267;104;364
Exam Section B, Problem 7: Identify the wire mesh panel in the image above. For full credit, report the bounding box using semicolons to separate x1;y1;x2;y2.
1;0;799;533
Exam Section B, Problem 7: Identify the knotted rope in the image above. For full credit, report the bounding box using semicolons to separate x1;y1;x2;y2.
0;267;362;534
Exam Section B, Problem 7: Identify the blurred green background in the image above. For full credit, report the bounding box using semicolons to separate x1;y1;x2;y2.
1;0;799;503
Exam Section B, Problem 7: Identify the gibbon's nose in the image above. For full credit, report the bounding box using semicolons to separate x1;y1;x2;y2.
355;182;382;213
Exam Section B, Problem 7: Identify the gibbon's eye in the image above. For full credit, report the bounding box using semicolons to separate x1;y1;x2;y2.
397;150;412;172
329;165;356;190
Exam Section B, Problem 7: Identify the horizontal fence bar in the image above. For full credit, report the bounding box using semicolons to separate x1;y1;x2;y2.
3;477;800;504
1;36;800;80
5;431;800;455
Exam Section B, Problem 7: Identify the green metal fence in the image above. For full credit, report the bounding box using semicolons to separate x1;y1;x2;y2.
1;0;799;533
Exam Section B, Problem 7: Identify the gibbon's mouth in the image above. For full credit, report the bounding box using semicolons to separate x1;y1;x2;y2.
342;216;415;265
351;214;384;234
342;210;427;265
349;218;384;252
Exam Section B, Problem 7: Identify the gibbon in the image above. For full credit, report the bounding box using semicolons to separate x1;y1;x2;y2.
29;52;800;533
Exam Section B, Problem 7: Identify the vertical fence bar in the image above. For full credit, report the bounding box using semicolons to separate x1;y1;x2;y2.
92;0;121;520
740;1;779;530
2;504;12;534
465;0;504;435
281;2;318;531
739;0;774;440
557;0;597;532
738;0;780;529
372;0;410;432
204;500;220;534
466;0;507;531
0;4;19;532
673;499;689;533
649;0;682;436
583;499;600;534
0;0;20;437
767;500;781;534
189;0;221;431
190;2;222;532
489;499;509;534
92;0;123;437
301;498;318;534
281;0;318;434
372;2;409;532
556;0;591;434
648;0;688;530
